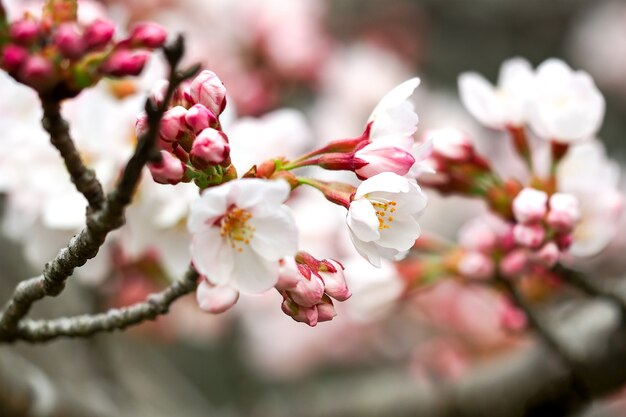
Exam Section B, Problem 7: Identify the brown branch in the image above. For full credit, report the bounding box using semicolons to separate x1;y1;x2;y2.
0;35;200;341
14;266;198;343
41;100;106;211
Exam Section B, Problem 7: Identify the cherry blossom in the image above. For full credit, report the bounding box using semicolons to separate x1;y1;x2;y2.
188;179;298;293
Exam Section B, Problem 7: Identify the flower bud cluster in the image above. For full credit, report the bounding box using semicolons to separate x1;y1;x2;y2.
277;253;351;327
0;10;167;97
141;70;233;187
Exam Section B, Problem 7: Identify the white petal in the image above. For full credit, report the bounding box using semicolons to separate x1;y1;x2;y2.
377;217;421;251
235;179;290;217
190;229;234;286
188;185;229;232
230;247;280;293
250;207;299;260
196;280;239;314
349;232;382;268
347;199;380;242
355;172;411;199
369;77;420;120
458;72;502;128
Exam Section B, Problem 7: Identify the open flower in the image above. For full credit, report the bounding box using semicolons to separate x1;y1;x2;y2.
458;57;534;129
528;59;605;143
347;172;427;267
188;179;298;293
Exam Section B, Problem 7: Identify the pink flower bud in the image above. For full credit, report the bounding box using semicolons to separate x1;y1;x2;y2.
512;188;548;224
427;128;473;161
185;104;217;134
318;259;351;301
458;218;497;252
288;273;325;308
9;19;39;45
160;105;187;142
316;296;337;323
458;252;494;280
189;70;227;115
129;22;167;48
196;279;239;314
354;144;416;179
83;19;116;49
500;249;528;277
54;23;85;59
276;257;300;290
556;233;574;250
534;242;560;268
148;151;185;185
513;224;545;248
19;56;56;90
190;128;230;168
499;303;527;331
1;45;28;72
281;299;318;327
547;193;580;232
101;50;149;77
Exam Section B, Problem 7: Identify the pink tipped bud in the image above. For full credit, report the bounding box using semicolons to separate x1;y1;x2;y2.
513;224;545;249
354;144;416;179
427;128;473;161
160;106;187;142
318;259;351;301
316;296;337;323
458;251;494;280
148;151;185;185
512;188;548;224
185;104;217;134
149;79;169;107
19;56;56;90
9;19;39;45
281;299;319;327
556;233;574;250
500;303;527;331
288;273;325;308
101;50;149;77
83;19;116;49
276;257;300;290
129;22;167;48
1;45;28;72
189;70;227;115
534;242;560;268
547;193;580;232
190;127;230;168
500;249;528;277
135;112;148;138
458;218;497;252
54;23;85;59
196;279;239;314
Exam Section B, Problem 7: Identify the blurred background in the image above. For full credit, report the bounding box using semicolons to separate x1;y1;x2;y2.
2;0;626;416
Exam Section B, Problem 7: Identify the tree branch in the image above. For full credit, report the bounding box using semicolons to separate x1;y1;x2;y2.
40;99;105;211
0;35;200;340
14;266;199;343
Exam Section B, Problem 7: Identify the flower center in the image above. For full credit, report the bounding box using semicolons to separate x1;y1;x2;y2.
220;207;255;252
371;199;397;230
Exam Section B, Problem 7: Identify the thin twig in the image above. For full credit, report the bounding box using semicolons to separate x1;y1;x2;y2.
0;35;200;340
497;276;591;405
14;267;198;343
41;100;106;211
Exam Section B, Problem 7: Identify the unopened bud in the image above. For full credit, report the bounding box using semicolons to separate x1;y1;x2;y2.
196;280;239;314
9;19;39;45
188;70;227;115
84;19;116;49
512;188;548;224
160;106;187;142
276;257;300;290
500;303;527;331
19;55;57;91
534;242;560;268
318;259;351;301
288;273;325;308
458;251;494;280
316;295;337;323
547;193;580;232
190;127;230;168
1;45;28;72
148;151;185;185
129;22;167;48
354;143;415;179
101;50;149;77
500;249;528;277
513;224;545;248
54;23;85;59
281;298;318;327
185;104;217;134
427;128;473;161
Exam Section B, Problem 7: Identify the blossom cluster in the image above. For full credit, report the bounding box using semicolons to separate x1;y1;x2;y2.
0;0;166;97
